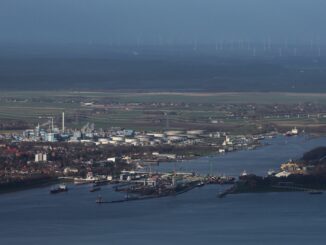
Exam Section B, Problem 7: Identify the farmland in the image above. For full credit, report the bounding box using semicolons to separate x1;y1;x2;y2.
0;91;325;134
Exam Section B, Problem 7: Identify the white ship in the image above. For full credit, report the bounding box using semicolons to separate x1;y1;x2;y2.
240;170;248;176
74;172;98;185
285;127;298;136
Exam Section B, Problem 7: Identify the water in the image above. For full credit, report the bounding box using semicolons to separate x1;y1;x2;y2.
156;135;326;176
1;135;326;244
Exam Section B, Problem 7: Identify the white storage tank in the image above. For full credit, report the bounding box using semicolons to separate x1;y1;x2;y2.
125;138;139;144
98;138;109;144
186;130;204;135
111;136;125;142
165;130;184;136
153;133;165;138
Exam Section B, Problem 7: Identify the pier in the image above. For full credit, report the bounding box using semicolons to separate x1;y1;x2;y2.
91;170;236;203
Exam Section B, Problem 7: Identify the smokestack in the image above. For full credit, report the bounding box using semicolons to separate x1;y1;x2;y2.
62;112;65;133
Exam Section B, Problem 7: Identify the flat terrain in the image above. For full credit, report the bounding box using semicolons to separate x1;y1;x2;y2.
0;91;325;134
1;91;326;103
1;45;326;93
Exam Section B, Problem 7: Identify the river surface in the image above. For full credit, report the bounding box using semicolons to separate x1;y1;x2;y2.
1;135;326;244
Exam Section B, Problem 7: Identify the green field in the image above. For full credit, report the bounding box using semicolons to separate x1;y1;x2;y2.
1;91;326;104
0;91;325;132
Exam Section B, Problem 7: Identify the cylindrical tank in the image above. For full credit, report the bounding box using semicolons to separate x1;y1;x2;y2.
165;130;184;136
186;130;204;135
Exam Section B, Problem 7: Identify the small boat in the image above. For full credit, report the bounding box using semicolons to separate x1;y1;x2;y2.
50;184;68;194
196;182;205;187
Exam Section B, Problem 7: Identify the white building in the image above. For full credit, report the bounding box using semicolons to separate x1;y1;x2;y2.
64;167;79;175
107;157;116;163
35;153;47;163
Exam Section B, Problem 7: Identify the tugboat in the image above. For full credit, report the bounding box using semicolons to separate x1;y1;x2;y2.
50;184;68;194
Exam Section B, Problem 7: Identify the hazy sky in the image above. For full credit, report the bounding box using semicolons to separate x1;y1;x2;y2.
1;0;326;45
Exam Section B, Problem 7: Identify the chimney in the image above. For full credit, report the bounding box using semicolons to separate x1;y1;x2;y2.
62;112;65;133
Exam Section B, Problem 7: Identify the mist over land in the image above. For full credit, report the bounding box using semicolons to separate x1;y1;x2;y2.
1;0;326;92
1;44;326;92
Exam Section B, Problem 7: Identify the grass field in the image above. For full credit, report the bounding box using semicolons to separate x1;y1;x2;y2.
0;91;325;132
1;91;326;104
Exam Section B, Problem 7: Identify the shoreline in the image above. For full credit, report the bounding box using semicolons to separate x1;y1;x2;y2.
0;177;59;195
1;134;323;196
225;174;326;197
